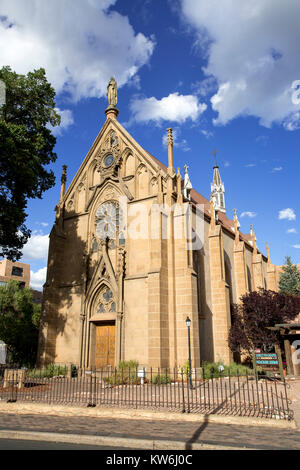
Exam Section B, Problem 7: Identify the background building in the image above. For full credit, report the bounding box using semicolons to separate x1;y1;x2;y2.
0;259;30;288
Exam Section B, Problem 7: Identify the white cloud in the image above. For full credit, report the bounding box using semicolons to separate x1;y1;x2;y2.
40;223;49;227
201;129;214;139
287;228;297;234
272;166;283;172
0;0;155;102
245;163;256;168
292;245;300;249
283;111;300;131
192;76;218;97
181;0;300;129
21;232;49;261
130;92;207;124
278;208;296;221
50;109;74;136
30;267;47;291
241;211;257;218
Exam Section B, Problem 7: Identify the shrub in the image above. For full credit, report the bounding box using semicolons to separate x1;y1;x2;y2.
201;361;252;379
103;360;140;385
27;364;68;379
151;373;171;384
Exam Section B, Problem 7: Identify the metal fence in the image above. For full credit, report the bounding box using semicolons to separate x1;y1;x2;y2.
0;366;294;421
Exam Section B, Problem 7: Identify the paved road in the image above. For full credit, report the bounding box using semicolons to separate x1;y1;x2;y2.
0;412;299;450
0;438;135;450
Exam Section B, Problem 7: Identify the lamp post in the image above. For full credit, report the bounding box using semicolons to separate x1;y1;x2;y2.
186;316;193;389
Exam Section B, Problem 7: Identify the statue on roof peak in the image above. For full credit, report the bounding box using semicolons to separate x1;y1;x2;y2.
107;77;118;108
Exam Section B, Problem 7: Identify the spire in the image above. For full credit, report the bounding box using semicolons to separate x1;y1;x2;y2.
60;165;67;201
105;77;119;120
266;242;271;264
250;224;257;254
176;167;183;204
210;195;216;229
167;128;175;176
183;164;193;200
233;209;240;245
210;148;226;213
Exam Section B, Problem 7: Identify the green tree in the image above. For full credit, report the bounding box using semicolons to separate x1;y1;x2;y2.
0;66;60;260
278;256;300;296
0;281;41;366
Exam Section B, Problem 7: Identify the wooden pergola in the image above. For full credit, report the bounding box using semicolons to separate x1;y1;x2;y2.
268;323;300;376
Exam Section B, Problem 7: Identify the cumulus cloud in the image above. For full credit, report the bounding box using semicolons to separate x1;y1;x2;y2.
0;0;155;102
130;92;207;124
278;208;296;221
181;0;300;129
287;228;297;234
241;211;257;218
30;267;47;291
21;232;49;261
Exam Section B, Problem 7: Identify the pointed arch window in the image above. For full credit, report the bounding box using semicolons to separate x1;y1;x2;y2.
97;287;116;314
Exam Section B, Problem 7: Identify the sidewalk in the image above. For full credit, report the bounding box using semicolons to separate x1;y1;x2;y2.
0;405;299;450
0;377;299;450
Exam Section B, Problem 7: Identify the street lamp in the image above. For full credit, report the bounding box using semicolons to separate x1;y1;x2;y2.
186;316;193;389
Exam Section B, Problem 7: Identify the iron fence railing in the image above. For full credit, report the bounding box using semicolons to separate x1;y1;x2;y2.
0;366;294;421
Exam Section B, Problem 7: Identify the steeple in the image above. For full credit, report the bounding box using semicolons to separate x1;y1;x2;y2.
210;148;226;213
183;164;193;200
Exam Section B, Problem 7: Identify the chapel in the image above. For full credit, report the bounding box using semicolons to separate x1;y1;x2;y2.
38;79;279;369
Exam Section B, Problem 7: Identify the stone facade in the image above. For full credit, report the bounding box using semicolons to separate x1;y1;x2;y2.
38;87;273;369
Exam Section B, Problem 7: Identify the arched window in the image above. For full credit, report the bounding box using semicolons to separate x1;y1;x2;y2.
97;287;116;313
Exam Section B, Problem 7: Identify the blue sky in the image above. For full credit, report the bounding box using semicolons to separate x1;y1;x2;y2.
1;0;300;289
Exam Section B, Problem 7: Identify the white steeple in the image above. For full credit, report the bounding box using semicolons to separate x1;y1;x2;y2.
183;164;193;200
210;149;226;213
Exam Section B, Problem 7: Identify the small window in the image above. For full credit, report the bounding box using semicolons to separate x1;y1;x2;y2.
12;267;23;277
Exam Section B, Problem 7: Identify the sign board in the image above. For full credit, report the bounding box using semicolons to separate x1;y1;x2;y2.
255;352;279;371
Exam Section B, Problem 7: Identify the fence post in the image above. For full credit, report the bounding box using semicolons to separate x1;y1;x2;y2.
181;368;186;413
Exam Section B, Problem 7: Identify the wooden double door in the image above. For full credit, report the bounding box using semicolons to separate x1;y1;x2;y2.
95;322;116;368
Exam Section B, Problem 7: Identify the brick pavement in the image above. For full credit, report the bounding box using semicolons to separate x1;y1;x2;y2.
0;412;299;450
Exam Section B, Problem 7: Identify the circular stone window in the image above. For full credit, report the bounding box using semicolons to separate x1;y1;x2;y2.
104;154;114;168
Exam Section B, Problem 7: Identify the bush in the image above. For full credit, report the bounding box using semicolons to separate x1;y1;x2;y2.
27;364;68;379
103;360;140;385
151;373;171;384
201;361;252;379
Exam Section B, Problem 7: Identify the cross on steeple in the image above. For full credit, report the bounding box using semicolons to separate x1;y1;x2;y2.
211;148;219;168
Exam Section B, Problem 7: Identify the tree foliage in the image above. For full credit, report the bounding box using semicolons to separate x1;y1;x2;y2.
228;289;300;356
0;66;60;260
0;281;41;366
278;256;300;296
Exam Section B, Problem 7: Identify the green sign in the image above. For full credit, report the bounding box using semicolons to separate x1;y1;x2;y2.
255;353;279;370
